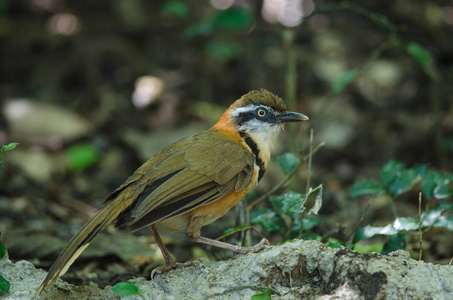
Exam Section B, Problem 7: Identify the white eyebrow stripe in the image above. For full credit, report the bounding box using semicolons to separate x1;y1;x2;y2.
230;104;259;117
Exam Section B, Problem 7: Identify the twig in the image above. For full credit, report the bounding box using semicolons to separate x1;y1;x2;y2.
346;198;371;243
247;142;325;211
210;286;281;297
449;257;453;266
418;192;423;261
305;129;314;195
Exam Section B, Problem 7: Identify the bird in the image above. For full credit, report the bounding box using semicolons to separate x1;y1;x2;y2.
34;89;308;298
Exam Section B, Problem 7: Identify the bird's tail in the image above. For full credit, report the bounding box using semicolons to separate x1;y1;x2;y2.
34;202;121;298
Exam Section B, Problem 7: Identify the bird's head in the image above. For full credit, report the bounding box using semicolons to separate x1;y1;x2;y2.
229;89;309;135
212;89;309;157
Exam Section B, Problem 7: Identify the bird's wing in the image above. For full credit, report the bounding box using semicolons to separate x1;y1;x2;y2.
112;131;255;230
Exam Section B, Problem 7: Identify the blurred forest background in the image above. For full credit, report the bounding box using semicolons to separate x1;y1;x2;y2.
1;0;452;289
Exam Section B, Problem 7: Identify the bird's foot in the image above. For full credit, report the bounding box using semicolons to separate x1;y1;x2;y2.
233;238;270;255
151;258;208;279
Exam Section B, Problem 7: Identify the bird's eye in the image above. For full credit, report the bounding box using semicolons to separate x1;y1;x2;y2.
257;108;267;117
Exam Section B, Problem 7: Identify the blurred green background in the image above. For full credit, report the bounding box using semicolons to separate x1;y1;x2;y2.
0;0;452;288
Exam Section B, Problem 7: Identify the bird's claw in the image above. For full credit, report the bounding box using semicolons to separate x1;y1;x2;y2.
151;258;208;279
233;238;270;255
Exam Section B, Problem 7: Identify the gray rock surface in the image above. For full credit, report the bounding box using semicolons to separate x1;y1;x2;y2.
1;239;453;299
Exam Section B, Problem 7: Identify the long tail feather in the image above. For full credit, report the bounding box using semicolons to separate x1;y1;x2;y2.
34;204;121;298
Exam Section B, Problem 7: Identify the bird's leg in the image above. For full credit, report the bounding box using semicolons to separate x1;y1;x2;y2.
186;217;270;255
148;225;174;266
190;236;270;254
148;225;206;278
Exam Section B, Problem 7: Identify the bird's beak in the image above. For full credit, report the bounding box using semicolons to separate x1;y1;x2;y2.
278;111;309;123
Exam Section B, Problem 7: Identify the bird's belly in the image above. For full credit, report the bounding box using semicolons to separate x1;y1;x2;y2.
155;214;190;232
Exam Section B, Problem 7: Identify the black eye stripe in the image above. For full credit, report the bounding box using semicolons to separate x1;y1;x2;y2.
234;106;278;125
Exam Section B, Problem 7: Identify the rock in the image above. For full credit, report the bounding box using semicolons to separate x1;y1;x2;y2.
3;99;92;147
1;239;453;299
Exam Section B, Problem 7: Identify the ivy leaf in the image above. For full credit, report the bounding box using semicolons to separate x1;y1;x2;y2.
280;191;306;215
0;275;10;293
388;169;419;197
353;224;397;243
406;42;436;79
381;233;407;255
434;216;453;231
212;8;254;32
433;184;452;199
112;282;140;297
421;170;438;200
350;179;386;197
251;288;272;300
65;143;100;172
276;153;300;175
422;202;453;229
380;160;405;187
250;209;286;234
287;215;321;239
393;217;419;231
325;238;346;249
1;143;19;152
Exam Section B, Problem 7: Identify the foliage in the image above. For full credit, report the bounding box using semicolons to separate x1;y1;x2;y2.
350;160;453;203
251;288;272;300
251;152;323;242
0;232;6;259
350;160;453;254
65;143;101;172
0;143;19;169
0;275;9;293
0;232;10;293
112;281;145;300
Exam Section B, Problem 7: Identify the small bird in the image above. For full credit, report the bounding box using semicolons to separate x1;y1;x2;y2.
34;89;308;298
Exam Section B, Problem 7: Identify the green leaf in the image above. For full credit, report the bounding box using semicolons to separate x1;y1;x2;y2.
0;275;10;293
276;153;300;175
353;224;397;243
421;170;438;199
212;8;254;32
0;234;6;259
422;202;453;228
331;68;359;94
381;233;406;255
406;43;433;73
250;209;286;234
301;232;322;241
183;22;213;39
350;179;385;197
433;184;452;199
269;191;305;216
112;282;140;297
380;160;405;187
393;217;419;231
205;40;242;62
434;215;453;231
251;289;272;300
161;1;189;19
353;242;384;253
1;143;19;153
388;169;419;197
280;191;306;215
65;143;100;172
325;238;346;249
288;215;321;239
